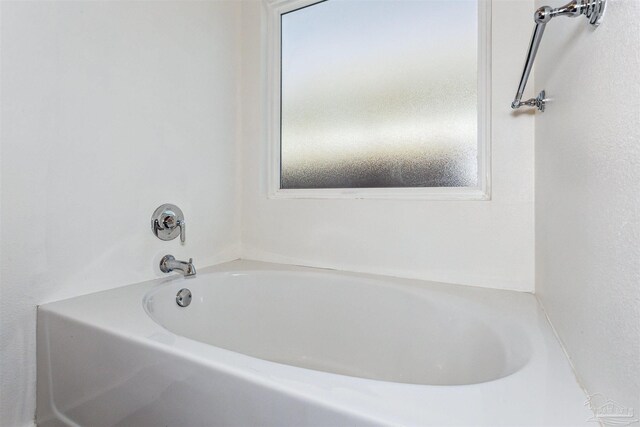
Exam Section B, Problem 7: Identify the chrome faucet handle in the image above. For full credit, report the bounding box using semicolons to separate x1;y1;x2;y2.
152;204;186;243
178;220;186;244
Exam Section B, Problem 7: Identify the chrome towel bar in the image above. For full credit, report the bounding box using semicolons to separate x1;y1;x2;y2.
511;0;606;112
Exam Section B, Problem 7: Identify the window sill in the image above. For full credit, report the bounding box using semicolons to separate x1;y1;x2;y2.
268;187;491;201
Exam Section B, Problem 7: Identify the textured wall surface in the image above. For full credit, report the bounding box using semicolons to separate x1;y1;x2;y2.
240;0;535;291
0;2;242;425
535;0;640;413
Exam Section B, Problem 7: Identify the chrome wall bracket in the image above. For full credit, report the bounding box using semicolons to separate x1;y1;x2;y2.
516;90;547;112
151;204;186;243
511;0;606;112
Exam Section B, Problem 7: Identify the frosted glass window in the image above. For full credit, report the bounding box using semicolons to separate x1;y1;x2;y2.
280;0;479;189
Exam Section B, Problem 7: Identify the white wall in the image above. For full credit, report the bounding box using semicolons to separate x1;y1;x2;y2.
0;2;242;425
240;0;535;291
535;0;640;413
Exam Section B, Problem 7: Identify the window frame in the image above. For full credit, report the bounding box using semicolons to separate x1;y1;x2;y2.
266;0;492;200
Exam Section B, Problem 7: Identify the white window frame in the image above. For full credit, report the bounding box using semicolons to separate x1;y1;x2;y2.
266;0;492;200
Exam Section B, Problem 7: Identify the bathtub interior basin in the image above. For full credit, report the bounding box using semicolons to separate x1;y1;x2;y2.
144;270;531;386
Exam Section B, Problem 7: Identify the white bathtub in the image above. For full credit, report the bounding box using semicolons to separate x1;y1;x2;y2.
37;260;592;426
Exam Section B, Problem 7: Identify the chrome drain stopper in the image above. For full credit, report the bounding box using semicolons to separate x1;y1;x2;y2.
176;288;192;307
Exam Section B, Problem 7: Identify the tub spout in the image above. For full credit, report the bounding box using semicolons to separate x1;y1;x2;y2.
159;255;196;277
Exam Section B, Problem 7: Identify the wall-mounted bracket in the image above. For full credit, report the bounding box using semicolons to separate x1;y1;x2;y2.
514;90;547;112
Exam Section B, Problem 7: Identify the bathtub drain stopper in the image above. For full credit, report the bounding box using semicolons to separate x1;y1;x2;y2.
176;288;192;307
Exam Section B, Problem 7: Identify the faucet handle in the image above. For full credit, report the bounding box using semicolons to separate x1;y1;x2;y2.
152;204;186;243
178;220;186;244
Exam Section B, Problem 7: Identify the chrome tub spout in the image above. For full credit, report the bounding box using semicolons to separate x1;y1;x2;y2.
159;255;196;277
